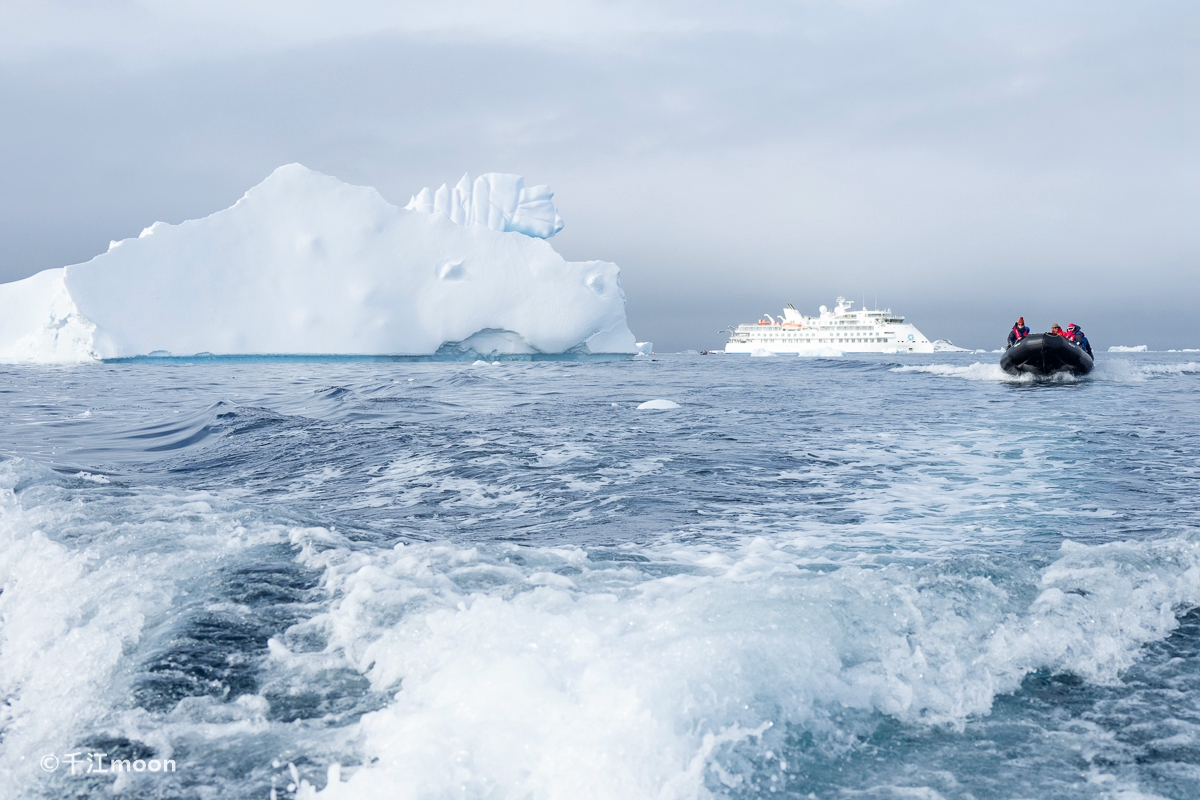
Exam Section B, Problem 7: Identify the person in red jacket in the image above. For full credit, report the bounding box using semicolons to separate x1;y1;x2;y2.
1007;317;1030;347
1050;323;1066;337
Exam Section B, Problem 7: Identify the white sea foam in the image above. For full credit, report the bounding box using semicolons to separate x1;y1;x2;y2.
891;362;1033;382
0;460;291;790
2;416;1198;798
894;360;1199;384
286;529;1200;799
1134;361;1200;375
1092;360;1200;382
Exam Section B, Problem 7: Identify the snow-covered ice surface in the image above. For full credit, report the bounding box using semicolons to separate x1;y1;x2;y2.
0;165;636;362
405;173;564;239
1109;345;1149;353
2;352;1200;799
0;269;96;364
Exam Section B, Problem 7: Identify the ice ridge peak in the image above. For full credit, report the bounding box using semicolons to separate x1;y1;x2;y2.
405;173;565;239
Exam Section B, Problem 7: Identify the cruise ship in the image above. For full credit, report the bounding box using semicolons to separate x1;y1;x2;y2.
725;297;935;354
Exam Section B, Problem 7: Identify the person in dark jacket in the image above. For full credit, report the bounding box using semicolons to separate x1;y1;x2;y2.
1065;323;1093;357
1007;317;1030;347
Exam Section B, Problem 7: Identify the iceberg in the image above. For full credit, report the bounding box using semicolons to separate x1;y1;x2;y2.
0;165;637;363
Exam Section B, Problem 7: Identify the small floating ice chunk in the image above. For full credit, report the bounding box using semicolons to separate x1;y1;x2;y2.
1109;345;1148;353
637;399;680;410
796;350;844;362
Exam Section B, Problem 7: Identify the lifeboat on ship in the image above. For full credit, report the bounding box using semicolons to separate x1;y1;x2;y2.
1000;333;1093;377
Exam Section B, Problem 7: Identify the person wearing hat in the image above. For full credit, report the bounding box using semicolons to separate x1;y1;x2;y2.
1065;323;1093;357
1007;316;1030;348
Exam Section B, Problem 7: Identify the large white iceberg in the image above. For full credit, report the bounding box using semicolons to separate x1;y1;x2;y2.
0;165;637;363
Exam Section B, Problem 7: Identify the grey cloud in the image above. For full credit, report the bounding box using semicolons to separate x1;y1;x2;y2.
1;1;1196;351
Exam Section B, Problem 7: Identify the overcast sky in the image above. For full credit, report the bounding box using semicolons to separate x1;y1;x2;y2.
2;1;1197;351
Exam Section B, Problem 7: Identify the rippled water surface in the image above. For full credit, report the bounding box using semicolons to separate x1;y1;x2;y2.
1;353;1198;799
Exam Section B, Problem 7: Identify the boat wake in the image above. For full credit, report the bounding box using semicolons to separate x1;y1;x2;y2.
893;360;1199;383
890;363;1057;383
3;357;1200;798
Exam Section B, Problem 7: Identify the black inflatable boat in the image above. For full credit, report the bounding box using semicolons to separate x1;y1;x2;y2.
1000;333;1094;377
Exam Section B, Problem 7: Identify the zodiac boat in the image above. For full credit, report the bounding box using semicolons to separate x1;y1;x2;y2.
1000;333;1094;376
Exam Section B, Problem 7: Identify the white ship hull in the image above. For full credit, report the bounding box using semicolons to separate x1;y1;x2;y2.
725;297;935;355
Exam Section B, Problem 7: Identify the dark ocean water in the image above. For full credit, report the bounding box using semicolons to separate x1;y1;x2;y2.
1;352;1198;799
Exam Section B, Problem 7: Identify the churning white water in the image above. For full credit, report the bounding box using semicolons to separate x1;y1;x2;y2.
1;352;1198;799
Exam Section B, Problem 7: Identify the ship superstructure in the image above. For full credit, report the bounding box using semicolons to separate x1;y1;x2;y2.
725;297;934;354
